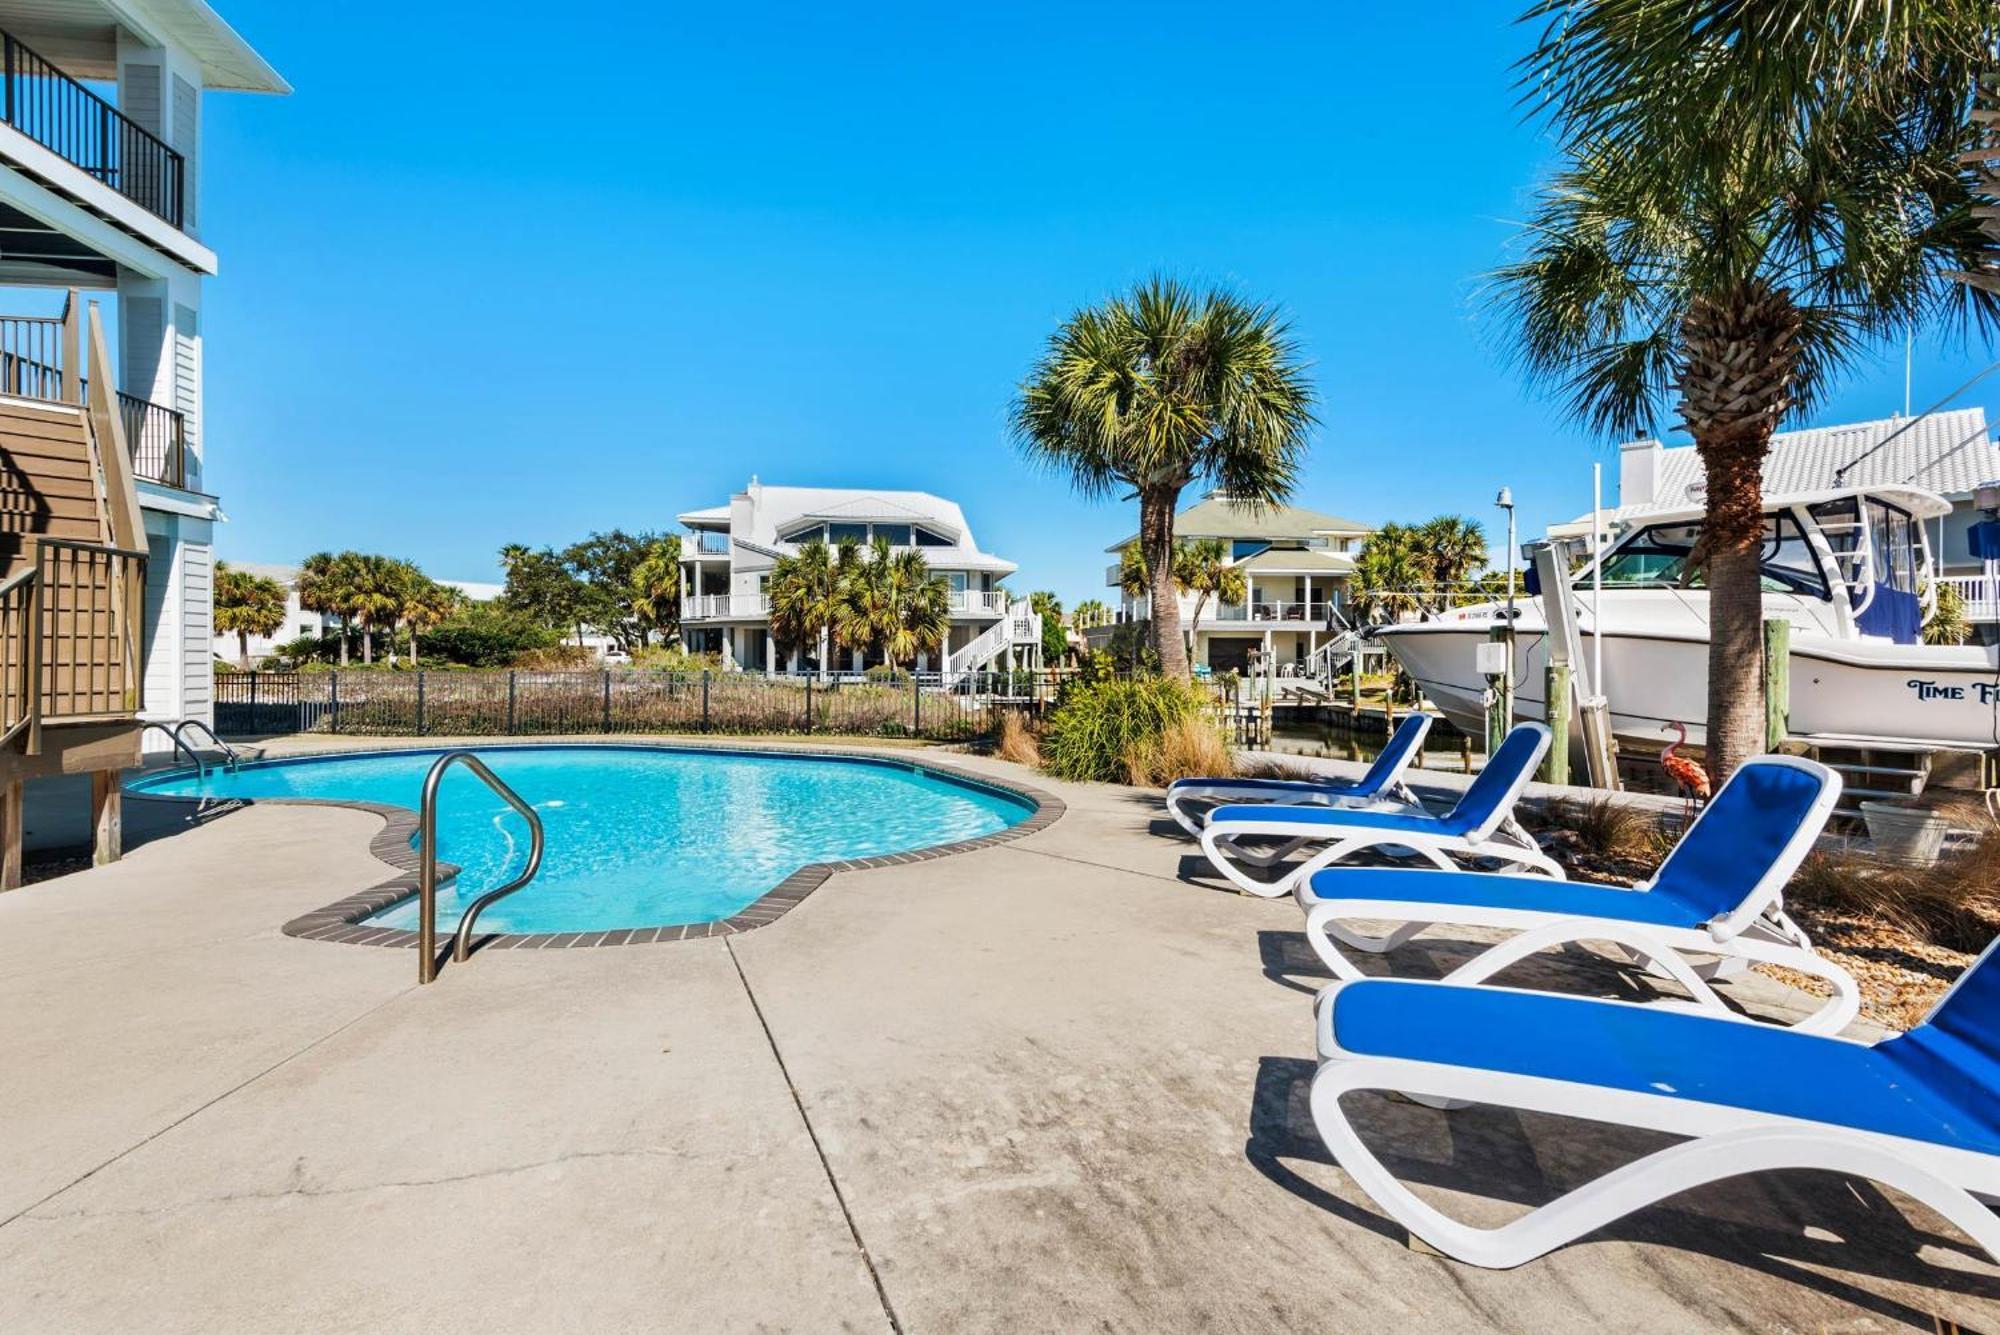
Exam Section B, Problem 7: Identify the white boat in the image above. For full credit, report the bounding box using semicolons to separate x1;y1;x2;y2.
1374;485;2000;751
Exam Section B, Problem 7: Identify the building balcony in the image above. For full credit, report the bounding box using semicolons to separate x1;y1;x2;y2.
1940;573;1999;623
1214;600;1342;627
684;593;769;621
0;308;189;487
689;531;730;556
0;30;186;230
685;589;1011;622
949;590;1008;616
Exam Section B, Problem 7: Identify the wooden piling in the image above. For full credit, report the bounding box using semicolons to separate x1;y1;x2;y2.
1763;618;1791;752
90;770;121;866
1544;661;1571;786
1484;625;1512;757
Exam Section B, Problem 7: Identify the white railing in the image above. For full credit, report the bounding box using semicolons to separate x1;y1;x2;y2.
945;600;1042;675
690;531;730;556
1215;600;1340;625
684;593;770;620
1939;573;1999;622
948;589;1009;615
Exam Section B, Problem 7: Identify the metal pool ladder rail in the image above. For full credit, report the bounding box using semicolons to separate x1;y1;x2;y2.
417;750;546;984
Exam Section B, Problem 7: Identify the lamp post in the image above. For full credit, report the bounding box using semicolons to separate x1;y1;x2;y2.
1492;487;1518;748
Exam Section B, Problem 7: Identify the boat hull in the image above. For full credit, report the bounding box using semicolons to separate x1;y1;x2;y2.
1377;623;2000;750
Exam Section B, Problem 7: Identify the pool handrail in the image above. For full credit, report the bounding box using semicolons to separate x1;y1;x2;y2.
140;720;206;777
171;718;241;771
417;750;546;984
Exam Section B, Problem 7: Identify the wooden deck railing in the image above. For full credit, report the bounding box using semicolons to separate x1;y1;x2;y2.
0;298;189;487
0;539;146;752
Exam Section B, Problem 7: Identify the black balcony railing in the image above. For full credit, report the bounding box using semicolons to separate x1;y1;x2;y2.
0;312;188;486
0;32;185;228
117;391;186;488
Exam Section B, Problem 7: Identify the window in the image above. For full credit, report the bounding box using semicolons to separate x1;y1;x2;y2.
299;623;315;636
828;522;869;544
945;571;968;593
914;527;953;547
1231;540;1270;561
782;524;826;545
874;524;912;547
1596;515;1828;597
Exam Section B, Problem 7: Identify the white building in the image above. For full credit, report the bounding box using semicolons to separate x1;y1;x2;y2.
678;478;1024;672
0;1;285;746
1549;408;2000;627
1102;492;1374;673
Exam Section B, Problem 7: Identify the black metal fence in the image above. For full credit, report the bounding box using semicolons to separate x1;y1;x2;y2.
213;670;1053;743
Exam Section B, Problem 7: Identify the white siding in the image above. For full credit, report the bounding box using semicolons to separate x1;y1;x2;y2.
122;294;164;398
142;529;179;737
121;61;163;135
173;301;199;477
180;539;212;724
172;72;199;232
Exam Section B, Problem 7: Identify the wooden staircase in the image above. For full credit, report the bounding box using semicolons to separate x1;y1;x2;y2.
0;295;148;888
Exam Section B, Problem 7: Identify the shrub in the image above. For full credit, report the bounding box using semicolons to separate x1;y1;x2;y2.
994;710;1041;768
629;645;722;672
863;664;912;685
1787;821;2000;954
1535;795;1671;864
512;644;596;670
1040;675;1211;783
1123;713;1233;787
423;604;562;667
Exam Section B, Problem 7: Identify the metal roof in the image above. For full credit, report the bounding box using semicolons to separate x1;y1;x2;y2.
1106;492;1374;551
1231;548;1357;574
1604;408;2000;523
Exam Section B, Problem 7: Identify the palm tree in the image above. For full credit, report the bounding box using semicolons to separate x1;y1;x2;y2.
834;538;951;670
399;576;460;669
1071;599;1112;630
1493;110;2000;779
1173;538;1246;655
1350;524;1427;624
883;547;950;669
1414;516;1488;610
1515;2;1993;180
768;538;854;676
629;536;682;647
1012;277;1317;679
214;562;288;670
295;551;350;665
338;554;411;666
1027;589;1067;666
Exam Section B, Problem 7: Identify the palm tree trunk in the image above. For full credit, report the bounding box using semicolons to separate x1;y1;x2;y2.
1697;433;1771;781
1679;280;1800;783
361;628;373;666
411;631;420;670
337;619;349;667
238;630;250;671
1140;486;1189;678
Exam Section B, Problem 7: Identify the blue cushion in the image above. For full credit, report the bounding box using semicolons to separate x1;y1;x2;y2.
1210;802;1474;838
1447;725;1545;828
1650;761;1830;921
1170;775;1365;798
1301;867;1704;927
1329;979;2000;1156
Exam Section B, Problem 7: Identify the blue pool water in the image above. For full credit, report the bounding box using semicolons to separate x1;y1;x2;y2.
128;746;1032;934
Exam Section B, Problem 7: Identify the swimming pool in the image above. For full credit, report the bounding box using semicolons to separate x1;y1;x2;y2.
128;745;1037;935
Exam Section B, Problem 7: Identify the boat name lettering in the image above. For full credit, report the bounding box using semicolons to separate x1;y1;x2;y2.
1904;678;1986;703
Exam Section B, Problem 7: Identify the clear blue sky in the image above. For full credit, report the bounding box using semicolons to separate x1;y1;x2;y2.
200;1;1998;604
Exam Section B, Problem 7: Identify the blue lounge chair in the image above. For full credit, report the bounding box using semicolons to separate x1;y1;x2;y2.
1164;713;1432;838
1297;755;1858;1033
1198;724;1559;897
1309;938;2000;1268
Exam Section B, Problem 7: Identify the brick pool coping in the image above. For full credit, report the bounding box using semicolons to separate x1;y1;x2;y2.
127;740;1064;951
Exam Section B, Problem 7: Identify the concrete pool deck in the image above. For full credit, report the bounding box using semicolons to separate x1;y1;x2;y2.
0;737;1993;1332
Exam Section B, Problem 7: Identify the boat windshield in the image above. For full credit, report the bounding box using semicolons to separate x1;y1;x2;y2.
1595;514;1827;596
